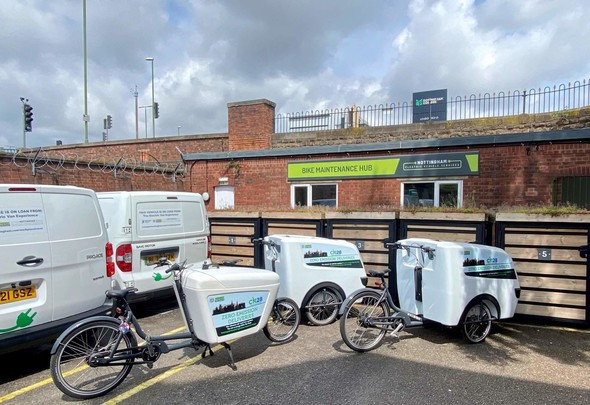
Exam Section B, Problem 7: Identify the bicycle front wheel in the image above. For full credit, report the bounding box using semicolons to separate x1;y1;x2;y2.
339;290;390;352
50;320;137;399
263;298;301;343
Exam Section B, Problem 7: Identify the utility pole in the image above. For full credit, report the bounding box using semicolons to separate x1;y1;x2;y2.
83;0;89;143
131;85;139;139
139;105;151;138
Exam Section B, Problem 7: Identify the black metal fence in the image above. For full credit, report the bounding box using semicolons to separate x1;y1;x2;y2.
274;79;590;133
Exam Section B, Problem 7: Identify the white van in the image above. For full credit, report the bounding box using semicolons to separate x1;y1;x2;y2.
97;191;211;302
0;184;113;354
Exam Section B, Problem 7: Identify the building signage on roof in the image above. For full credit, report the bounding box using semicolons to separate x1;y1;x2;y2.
287;152;479;181
412;89;448;123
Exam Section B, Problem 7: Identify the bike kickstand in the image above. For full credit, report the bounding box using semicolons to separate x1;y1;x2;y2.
221;342;237;371
390;322;404;338
201;344;214;359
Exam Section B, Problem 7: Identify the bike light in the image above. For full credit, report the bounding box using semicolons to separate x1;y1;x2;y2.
106;242;115;277
116;244;133;272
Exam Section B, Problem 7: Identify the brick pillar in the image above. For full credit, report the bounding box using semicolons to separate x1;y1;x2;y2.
227;99;275;151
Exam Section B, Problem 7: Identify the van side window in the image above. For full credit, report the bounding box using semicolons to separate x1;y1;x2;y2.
43;194;103;240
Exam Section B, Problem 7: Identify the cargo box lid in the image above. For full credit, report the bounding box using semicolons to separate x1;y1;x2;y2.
182;266;280;291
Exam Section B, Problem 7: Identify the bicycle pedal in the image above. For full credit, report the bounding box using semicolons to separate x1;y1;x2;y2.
146;362;154;369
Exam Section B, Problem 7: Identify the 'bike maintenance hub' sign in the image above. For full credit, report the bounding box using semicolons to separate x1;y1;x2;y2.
287;152;479;181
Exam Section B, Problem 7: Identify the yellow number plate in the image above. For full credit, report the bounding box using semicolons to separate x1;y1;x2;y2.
143;252;176;265
0;286;37;305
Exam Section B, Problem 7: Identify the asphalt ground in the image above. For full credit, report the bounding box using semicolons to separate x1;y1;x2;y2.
0;305;589;405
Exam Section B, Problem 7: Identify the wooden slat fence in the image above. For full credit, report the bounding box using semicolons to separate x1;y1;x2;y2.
495;213;589;325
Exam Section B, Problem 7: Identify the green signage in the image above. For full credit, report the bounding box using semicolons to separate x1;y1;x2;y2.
288;152;479;180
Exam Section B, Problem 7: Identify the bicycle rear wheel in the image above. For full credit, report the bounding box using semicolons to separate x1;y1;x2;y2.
50;320;137;399
263;298;300;343
339;290;390;352
305;288;341;326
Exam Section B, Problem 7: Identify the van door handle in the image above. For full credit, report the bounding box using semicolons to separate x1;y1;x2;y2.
17;256;44;266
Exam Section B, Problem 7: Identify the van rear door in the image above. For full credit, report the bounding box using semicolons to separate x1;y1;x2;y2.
0;186;53;335
43;190;110;320
131;194;209;295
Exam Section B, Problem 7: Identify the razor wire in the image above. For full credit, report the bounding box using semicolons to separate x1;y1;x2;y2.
1;148;186;181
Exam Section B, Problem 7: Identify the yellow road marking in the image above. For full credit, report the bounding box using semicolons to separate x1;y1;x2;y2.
104;345;224;405
0;326;188;403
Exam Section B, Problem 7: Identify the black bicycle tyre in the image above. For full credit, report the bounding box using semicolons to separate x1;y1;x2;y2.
305;288;341;326
461;300;492;344
263;297;300;343
339;290;390;352
50;320;137;399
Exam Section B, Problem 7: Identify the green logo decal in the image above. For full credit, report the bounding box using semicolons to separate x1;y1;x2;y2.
0;309;37;333
152;272;173;282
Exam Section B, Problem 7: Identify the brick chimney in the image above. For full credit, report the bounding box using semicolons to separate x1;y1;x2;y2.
227;99;276;151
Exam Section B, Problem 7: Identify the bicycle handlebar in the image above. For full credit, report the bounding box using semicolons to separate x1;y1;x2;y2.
383;242;435;253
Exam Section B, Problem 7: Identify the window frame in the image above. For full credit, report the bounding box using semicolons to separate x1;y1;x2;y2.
400;180;463;208
290;183;338;208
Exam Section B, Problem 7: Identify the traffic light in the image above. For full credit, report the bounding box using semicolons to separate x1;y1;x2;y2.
106;115;112;129
24;103;33;132
154;102;159;119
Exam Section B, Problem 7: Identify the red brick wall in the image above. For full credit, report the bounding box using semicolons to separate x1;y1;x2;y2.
1;156;188;192
227;99;275;151
38;134;227;165
190;143;590;211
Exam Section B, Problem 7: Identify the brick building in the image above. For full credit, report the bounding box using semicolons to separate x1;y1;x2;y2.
7;99;590;211
184;100;590;211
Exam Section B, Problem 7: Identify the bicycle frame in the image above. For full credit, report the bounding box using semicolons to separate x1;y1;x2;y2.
51;262;233;369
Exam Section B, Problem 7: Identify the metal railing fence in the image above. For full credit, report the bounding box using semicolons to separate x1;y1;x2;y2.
274;79;590;133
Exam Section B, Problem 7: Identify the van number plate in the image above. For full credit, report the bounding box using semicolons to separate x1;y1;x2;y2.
143;252;176;265
0;286;37;305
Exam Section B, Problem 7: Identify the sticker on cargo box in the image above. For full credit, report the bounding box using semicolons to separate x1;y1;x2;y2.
0;207;46;235
138;208;182;231
301;243;363;268
209;291;269;337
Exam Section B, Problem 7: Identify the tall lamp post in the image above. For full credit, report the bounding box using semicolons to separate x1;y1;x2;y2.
146;57;155;138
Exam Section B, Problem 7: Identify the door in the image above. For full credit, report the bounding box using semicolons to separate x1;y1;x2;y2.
0;188;53;334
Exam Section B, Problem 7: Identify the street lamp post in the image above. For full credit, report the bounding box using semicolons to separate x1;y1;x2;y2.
146;57;155;138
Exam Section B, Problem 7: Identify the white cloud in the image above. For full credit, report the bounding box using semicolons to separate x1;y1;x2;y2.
0;0;588;149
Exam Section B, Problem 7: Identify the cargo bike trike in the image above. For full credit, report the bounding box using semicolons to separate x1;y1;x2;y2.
339;238;521;352
50;257;300;399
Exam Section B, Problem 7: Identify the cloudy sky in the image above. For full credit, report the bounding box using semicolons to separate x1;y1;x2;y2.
1;0;588;149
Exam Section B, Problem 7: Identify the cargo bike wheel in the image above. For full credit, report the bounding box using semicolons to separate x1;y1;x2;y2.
305;288;342;326
263;298;300;343
50;320;137;399
461;300;493;344
339;290;390;352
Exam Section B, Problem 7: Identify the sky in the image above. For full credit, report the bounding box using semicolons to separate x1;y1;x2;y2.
0;0;589;149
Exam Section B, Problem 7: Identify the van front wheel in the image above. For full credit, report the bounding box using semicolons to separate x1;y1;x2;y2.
50;320;137;399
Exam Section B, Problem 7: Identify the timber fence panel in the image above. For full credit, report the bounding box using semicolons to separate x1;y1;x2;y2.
495;213;590;325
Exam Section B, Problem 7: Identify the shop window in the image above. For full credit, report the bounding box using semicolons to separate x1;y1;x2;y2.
402;181;462;208
291;184;337;207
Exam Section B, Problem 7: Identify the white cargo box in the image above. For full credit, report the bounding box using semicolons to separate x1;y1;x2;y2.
265;234;367;308
178;266;279;344
396;238;520;326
